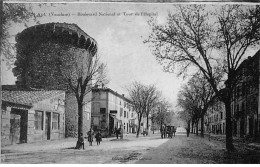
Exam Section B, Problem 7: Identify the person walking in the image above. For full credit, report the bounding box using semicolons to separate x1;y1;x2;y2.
186;127;190;137
160;126;164;139
95;130;102;146
173;126;176;137
160;125;166;139
87;128;94;146
115;127;119;139
163;124;167;138
116;127;122;139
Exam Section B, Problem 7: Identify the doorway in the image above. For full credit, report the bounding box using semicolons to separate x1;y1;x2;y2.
109;115;114;135
45;112;51;140
10;108;28;144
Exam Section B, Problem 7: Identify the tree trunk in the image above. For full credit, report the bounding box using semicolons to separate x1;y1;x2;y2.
196;121;199;136
187;119;191;137
146;114;149;135
224;99;235;151
136;113;142;138
152;121;155;134
191;120;194;133
77;101;84;142
201;116;204;137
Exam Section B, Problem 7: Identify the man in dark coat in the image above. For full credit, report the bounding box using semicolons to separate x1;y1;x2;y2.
115;127;121;139
87;128;94;146
160;126;164;139
95;130;102;146
173;126;176;137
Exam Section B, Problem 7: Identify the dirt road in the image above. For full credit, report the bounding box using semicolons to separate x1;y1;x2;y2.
1;133;168;163
2;132;260;164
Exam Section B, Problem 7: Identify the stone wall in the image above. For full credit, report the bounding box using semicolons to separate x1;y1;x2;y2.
65;92;78;137
1;106;11;146
65;92;91;138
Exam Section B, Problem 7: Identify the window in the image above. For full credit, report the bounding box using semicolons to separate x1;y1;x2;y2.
100;108;106;114
124;111;126;118
34;111;43;130
120;108;123;117
131;113;134;118
52;113;60;130
220;112;223;120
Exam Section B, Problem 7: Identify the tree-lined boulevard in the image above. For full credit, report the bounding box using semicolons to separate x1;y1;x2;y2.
1;2;260;164
1;131;260;164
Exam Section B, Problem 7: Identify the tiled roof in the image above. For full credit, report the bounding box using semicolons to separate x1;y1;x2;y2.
2;90;64;106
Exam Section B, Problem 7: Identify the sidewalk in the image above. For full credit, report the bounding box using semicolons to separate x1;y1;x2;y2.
201;133;260;151
0;133;143;154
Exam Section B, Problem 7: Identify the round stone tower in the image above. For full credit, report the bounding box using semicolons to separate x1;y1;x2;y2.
13;22;98;90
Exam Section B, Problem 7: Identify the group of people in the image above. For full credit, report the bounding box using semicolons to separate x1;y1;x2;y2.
160;125;176;139
76;128;102;150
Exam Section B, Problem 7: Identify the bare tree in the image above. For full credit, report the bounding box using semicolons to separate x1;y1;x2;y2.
127;82;161;137
146;4;260;151
155;98;172;130
144;84;161;135
177;84;200;133
177;73;218;137
55;45;107;146
127;82;146;137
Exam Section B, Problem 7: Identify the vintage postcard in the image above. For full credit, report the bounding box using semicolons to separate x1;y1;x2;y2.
1;0;260;164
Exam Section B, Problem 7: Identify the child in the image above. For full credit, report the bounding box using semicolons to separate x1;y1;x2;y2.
78;133;85;150
95;130;102;146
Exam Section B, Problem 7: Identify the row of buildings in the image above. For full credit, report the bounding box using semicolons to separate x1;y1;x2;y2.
194;50;260;141
1;86;142;146
1;22;152;146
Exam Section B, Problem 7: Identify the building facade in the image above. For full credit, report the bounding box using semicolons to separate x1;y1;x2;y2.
204;102;226;135
1;90;65;146
231;50;260;139
91;87;137;135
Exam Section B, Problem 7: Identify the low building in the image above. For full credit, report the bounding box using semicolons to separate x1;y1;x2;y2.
1;85;92;139
91;87;137;135
1;90;66;146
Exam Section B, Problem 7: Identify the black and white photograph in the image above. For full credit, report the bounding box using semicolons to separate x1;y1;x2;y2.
1;0;260;164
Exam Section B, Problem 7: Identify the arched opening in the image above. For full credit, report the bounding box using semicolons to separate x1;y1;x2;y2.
79;35;86;48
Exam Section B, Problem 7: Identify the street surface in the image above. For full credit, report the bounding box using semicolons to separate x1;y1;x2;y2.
1;129;260;164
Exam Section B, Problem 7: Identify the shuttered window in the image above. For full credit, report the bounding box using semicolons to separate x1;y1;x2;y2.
52;113;60;130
